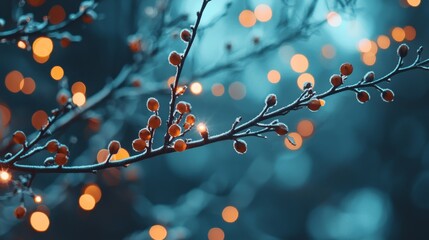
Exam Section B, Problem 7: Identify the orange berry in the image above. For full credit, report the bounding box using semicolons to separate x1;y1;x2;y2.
275;123;288;136
180;29;192;42
57;145;69;155
176;101;189;114
139;128;151;140
148;115;162;129
233;139;247;154
147;97;160;112
183;122;192;130
45;140;59;153
14;205;26;219
12;131;26;145
265;94;277;107
54;153;68;166
185;114;196;125
132;139;147;152
381;89;395;102
173;139;187;152
307;99;322;112
340;63;353;76
82;10;96;24
128;38;142;53
356;90;370;103
169;51;182;66
168;124;181;137
108;140;121;155
397;43;409;58
330;74;343;87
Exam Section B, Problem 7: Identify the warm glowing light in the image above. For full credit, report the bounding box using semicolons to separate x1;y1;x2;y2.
297;73;315;90
0;171;11;181
71;81;87;94
113;148;130;161
5;70;24;93
32;37;53;58
267;70;281;83
21;77;36;95
239;10;256;28
320;99;326;107
358;39;371;53
33;54;50;64
97;149;109;163
297;119;314;138
222;206;239;223
254;4;272;22
321;44;335;59
208;228;225;240
79;194;96;211
228;81;246;100
197;123;207;133
211;83;225;96
31;110;48;130
17;40;27;49
190;82;203;95
34;195;43;203
361;52;376;66
377;35;390;49
48;5;66;24
284;132;303;150
403;26;416;41
0;104;11;127
407;0;421;7
149;225;167;240
72;92;86;107
326;11;342;27
83;184;102;203
391;27;405;42
50;66;64;80
369;41;378;54
30;211;50;232
290;54;309;73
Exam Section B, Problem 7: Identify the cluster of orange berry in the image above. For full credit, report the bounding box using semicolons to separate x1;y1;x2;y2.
168;29;192;66
43;139;70;166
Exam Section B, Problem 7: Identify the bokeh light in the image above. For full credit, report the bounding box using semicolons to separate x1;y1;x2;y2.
297;73;315;90
321;45;336;59
50;66;64;80
149;225;167;240
267;70;281;84
361;52;376;66
30;211;50;232
0;104;11;127
31;110;48;130
48;5;66;24
297;119;314;138
32;37;53;58
254;4;272;22
326;12;342;27
190;82;203;95
403;26;416;41
222;206;239;223
72;92;86;107
211;83;225;96
407;0;421;7
83;184;102;203
377;35;390;49
21;77;36;95
208;228;225;240
290;54;309;73
391;27;405;42
79;194;96;211
239;10;256;28
228;82;246;100
358;39;371;53
284;132;303;150
5;70;24;93
71;81;87;95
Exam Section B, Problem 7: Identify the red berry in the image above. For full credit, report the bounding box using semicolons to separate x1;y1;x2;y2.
12;131;26;145
356;90;370;103
108;140;121;155
57;145;69;155
275;123;289;136
14;205;26;219
147;97;160;112
148;115;162;129
185;114;196;125
139;128;151;141
381;89;394;102
132;139;147;152
176;101;190;114
364;71;375;82
397;44;409;58
180;29;191;42
340;63;353;76
265;94;277;107
174;139;187;152
233;139;247;154
307;99;321;112
330;74;343;87
169;51;182;66
46;140;59;153
54;153;68;166
168;124;181;137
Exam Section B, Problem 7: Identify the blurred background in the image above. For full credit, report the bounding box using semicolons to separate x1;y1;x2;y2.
0;0;429;239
